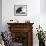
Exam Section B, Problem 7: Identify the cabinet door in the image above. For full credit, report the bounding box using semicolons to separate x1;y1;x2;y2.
11;32;28;46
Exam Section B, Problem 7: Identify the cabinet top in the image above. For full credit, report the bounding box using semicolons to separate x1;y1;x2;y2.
7;23;34;25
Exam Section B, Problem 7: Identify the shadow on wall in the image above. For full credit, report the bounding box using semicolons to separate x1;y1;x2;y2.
40;0;46;14
0;0;2;32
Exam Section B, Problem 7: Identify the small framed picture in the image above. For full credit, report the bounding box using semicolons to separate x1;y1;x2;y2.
14;5;27;16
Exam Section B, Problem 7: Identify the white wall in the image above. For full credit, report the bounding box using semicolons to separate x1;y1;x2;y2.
2;0;46;46
32;0;40;46
2;0;40;30
40;0;46;13
2;0;40;46
0;0;2;32
40;0;46;32
2;0;45;46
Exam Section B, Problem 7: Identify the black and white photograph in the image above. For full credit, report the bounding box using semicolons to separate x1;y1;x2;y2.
14;5;27;16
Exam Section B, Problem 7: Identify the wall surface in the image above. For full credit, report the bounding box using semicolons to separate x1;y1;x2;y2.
40;0;46;13
40;0;46;31
0;0;2;32
2;0;40;31
2;0;46;46
2;0;40;46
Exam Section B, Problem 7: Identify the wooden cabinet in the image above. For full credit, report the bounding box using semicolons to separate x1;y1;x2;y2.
7;23;34;46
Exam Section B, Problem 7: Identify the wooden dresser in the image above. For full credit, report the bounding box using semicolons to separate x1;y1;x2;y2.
7;23;34;46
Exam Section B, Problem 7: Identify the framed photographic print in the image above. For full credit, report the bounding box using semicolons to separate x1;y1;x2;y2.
14;5;27;16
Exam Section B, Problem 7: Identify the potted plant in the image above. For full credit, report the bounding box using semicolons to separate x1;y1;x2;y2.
36;25;45;46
